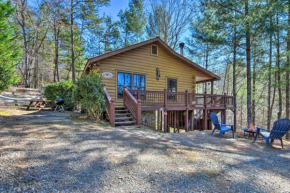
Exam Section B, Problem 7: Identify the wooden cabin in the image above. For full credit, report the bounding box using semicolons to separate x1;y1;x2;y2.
83;37;236;132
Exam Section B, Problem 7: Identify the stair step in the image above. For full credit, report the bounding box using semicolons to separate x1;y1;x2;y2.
115;116;133;120
115;109;129;112
115;120;136;125
115;113;131;116
115;107;125;109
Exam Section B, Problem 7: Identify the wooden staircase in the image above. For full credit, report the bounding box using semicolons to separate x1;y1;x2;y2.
114;107;136;126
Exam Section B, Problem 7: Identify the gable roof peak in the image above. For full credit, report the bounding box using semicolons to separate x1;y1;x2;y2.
83;37;220;82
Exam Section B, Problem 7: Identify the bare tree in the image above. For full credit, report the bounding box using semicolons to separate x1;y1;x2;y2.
14;0;49;88
15;0;29;87
146;0;195;49
46;0;67;82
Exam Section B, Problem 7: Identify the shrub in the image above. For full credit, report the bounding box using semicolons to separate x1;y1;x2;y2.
73;72;105;120
44;80;75;110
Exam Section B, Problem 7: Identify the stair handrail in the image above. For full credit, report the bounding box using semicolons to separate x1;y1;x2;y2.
123;86;141;125
104;87;115;126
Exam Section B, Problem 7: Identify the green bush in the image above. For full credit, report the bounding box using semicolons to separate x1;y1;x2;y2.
73;72;105;120
44;80;75;110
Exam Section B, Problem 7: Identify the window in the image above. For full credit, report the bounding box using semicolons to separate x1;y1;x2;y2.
117;72;146;99
133;74;146;90
151;45;158;55
167;78;177;92
117;72;131;99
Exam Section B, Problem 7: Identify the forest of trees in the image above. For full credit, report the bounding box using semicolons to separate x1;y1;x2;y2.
1;0;290;131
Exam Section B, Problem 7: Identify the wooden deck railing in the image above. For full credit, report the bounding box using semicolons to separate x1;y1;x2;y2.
104;87;235;128
128;88;235;110
123;86;141;125
104;87;115;126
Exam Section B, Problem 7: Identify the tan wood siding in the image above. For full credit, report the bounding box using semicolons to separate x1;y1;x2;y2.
94;42;197;106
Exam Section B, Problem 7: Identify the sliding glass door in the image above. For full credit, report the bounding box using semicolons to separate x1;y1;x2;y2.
167;78;177;92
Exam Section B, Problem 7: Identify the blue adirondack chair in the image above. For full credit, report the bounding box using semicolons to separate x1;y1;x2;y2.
254;119;290;148
210;112;234;138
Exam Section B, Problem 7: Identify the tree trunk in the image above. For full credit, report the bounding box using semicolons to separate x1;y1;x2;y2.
54;21;60;82
252;55;256;125
233;39;236;96
18;0;29;88
286;0;290;139
125;30;128;46
33;54;38;89
267;16;273;130
226;64;230;94
271;71;277;122
205;43;209;92
70;0;76;83
240;95;243;128
223;61;229;94
233;15;237;131
287;0;290;119
245;0;252;127
276;14;282;119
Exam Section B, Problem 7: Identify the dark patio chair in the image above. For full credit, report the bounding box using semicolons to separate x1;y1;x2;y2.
254;119;290;148
210;112;234;138
54;98;65;112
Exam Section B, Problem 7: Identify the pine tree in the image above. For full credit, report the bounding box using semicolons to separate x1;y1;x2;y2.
69;0;109;83
102;16;120;52
0;1;21;92
118;0;146;46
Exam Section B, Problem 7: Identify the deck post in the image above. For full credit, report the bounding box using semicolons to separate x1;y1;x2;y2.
137;86;141;100
191;110;194;131
213;95;216;107
223;110;227;124
224;93;227;109
164;89;168;132
177;112;180;133
223;93;227;124
185;90;189;132
123;85;127;105
174;111;177;132
160;110;165;131
211;80;214;95
157;110;160;130
110;99;115;126
164;89;167;109
136;99;142;125
203;92;208;130
164;110;168;132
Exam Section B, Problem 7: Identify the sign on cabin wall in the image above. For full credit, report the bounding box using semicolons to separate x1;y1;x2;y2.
102;72;113;78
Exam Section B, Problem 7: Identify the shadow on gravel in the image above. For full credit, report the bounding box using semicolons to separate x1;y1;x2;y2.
0;110;289;192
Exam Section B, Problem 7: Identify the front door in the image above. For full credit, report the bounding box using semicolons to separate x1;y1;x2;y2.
167;78;177;92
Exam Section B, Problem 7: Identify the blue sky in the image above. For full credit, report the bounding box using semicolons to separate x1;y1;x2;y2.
100;0;190;42
100;0;129;21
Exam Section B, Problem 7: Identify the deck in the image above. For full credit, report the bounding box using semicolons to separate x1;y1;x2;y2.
105;87;236;132
128;89;235;111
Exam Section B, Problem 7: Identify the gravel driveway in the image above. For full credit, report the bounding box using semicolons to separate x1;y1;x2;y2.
0;109;289;193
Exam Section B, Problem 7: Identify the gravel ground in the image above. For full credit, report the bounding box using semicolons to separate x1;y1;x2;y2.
0;108;290;193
